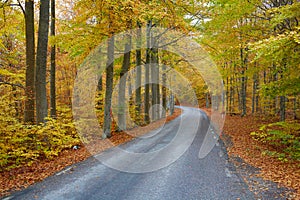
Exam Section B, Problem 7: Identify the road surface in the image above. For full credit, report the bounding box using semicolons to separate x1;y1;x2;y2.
6;107;255;200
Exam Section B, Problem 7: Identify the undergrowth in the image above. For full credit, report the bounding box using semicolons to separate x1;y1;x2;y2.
0;106;81;172
250;121;300;161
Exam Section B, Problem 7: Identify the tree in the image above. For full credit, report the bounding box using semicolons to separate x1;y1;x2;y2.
199;0;300;120
118;30;132;131
144;20;152;124
135;22;142;115
35;0;50;124
102;3;115;137
103;35;114;138
24;0;35;123
50;0;56;118
150;25;160;121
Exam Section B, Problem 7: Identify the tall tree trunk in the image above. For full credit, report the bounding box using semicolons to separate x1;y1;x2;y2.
279;73;286;121
206;92;210;108
255;74;259;113
226;76;229;112
240;47;247;117
229;77;234;113
118;33;131;131
263;70;267;114
151;37;159;121
236;77;241;112
24;0;35;123
273;66;278;115
35;0;50;124
50;0;56;118
135;22;142;114
155;47;160;119
241;73;246;116
144;21;151;124
162;64;167;117
280;95;286;121
293;97;297;120
128;74;132;100
170;94;174;115
252;73;257;114
103;35;114;138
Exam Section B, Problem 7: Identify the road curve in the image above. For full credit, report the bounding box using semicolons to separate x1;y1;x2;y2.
6;107;255;200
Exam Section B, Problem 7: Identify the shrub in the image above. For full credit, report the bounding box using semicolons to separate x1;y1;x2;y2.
0;106;81;171
250;121;300;161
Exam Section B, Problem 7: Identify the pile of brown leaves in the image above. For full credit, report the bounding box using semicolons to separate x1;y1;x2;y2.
0;109;181;197
202;108;300;199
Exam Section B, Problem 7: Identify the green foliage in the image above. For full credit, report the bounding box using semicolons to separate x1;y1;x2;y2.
0;106;80;171
260;77;300;97
250;121;300;161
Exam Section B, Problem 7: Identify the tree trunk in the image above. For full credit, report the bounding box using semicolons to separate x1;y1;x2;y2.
241;74;246;116
35;0;50;124
280;96;286;121
50;0;56;118
128;74;132;101
155;48;160;119
263;70;267;114
170;94;174;115
206;92;210;108
24;0;35;123
151;38;159;121
273;67;278;115
135;23;142;114
144;21;151;124
252;73;257;114
240;47;247;117
118;33;131;131
279;73;286;121
255;74;259;113
103;35;114;138
229;77;234;113
226;76;229;112
162;64;167;117
293;97;297;120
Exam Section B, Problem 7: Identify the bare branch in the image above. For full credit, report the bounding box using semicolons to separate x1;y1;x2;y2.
16;0;25;16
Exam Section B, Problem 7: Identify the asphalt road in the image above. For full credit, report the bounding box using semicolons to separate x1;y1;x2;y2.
5;107;255;200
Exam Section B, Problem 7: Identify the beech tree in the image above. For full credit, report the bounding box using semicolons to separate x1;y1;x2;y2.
118;31;132;131
103;34;114;138
135;22;142;115
24;0;35;123
199;0;299;120
50;0;56;118
144;20;152;123
35;0;50;123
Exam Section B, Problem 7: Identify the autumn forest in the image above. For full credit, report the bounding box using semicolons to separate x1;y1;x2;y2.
0;0;299;198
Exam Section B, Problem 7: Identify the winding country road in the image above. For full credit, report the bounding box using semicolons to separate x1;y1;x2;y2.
6;107;255;200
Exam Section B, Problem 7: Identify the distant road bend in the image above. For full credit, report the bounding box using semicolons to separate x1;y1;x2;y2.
7;107;255;200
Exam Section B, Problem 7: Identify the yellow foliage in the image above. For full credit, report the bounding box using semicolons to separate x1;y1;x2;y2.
0;106;81;171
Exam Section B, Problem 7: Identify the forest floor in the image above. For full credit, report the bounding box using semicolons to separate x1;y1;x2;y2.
202;108;300;199
0;109;182;198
